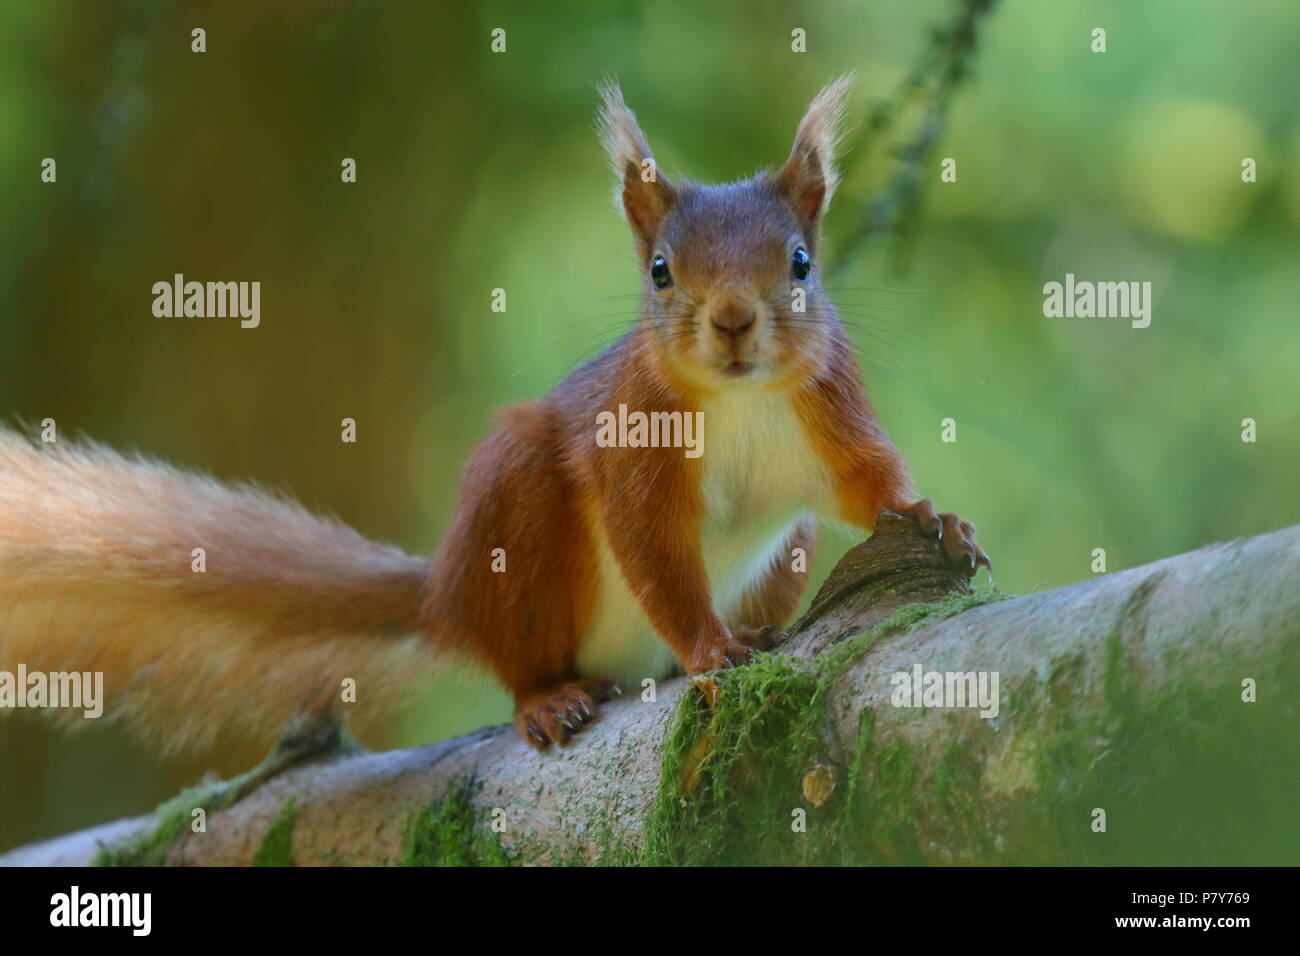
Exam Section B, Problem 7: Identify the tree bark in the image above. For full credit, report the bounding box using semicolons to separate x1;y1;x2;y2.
5;515;1298;866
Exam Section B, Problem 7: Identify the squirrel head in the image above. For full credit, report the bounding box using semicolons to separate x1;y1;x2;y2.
598;76;853;392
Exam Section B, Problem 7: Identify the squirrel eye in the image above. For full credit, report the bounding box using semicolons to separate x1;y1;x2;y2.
650;255;672;290
791;247;811;281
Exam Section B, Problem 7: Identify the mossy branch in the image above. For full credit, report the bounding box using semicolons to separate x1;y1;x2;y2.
4;515;1297;866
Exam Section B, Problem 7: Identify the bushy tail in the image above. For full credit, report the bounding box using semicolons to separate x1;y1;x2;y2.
0;429;436;754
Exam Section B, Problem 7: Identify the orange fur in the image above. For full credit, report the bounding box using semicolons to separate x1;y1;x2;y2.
793;328;917;530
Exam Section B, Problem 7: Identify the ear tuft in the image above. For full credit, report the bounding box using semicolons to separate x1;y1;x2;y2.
776;73;856;233
597;80;652;182
596;79;674;252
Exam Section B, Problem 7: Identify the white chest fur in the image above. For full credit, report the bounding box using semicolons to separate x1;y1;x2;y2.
577;389;834;687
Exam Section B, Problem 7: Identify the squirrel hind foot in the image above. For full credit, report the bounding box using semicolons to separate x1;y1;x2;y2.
731;624;783;651
513;679;620;749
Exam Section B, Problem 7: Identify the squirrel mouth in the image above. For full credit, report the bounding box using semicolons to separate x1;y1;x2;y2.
721;360;755;377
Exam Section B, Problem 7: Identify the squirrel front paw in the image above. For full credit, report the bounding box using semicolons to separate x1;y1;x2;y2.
514;678;620;749
895;498;991;578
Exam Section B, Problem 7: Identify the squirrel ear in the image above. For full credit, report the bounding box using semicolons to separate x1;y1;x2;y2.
776;74;855;234
598;81;675;250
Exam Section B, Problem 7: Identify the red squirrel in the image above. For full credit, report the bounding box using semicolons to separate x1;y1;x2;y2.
0;77;986;754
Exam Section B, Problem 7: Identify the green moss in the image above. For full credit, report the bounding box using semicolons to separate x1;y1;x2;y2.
399;777;512;867
645;650;824;865
821;590;1011;675
91;715;348;866
639;588;1300;866
642;590;1009;865
931;737;993;860
1024;629;1300;865
251;798;298;867
92;777;242;867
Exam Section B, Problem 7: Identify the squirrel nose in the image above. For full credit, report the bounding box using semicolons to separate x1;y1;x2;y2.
711;301;756;338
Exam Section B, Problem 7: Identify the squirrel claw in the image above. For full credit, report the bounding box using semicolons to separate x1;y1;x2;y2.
897;498;989;580
514;678;618;749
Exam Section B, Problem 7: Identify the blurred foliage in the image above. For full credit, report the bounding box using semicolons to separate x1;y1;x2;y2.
1;0;1298;851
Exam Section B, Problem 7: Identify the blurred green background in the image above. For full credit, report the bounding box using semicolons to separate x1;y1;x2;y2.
2;0;1298;852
